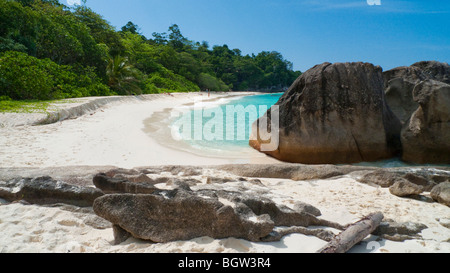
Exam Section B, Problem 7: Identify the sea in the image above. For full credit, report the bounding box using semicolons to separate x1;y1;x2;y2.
170;92;282;156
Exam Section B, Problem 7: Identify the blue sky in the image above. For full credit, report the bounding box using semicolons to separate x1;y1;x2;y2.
67;0;450;72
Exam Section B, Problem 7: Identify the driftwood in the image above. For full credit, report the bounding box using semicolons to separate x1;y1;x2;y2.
318;212;384;253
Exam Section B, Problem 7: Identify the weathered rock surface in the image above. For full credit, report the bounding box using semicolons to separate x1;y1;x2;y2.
215;164;377;182
93;173;158;194
401;80;450;164
112;225;134;245
357;168;447;191
199;189;334;227
383;61;450;124
358;170;405;188
382;61;450;164
0;166;115;187
373;221;428;242
132;164;380;182
402;173;436;192
294;202;322;217
94;189;274;243
383;66;426;124
248;60;449;165
431;182;450;207
250;62;402;164
137;166;203;177
0;176;103;207
389;180;424;197
104;168;155;183
93;169;203;194
411;61;450;84
93;185;343;243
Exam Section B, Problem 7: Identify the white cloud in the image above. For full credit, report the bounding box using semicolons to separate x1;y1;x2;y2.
67;0;81;6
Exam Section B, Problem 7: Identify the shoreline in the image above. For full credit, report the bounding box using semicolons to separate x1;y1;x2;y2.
142;93;282;162
0;92;279;169
1;92;449;254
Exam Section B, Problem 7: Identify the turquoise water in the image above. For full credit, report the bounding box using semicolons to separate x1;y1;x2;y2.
172;93;282;153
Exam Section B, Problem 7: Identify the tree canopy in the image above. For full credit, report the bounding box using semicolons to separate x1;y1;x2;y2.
0;0;302;101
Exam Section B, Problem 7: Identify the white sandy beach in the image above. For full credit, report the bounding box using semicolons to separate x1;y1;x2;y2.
0;92;449;253
0;92;279;168
1;175;449;253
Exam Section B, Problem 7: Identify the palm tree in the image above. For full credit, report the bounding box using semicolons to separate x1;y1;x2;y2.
106;55;141;95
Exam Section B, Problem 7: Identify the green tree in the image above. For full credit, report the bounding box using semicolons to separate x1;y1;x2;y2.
0;0;302;100
73;5;125;57
234;56;264;90
152;32;168;45
106;55;141;95
0;0;39;55
144;66;200;93
197;73;229;91
121;21;139;34
167;24;187;51
0;51;110;100
254;51;299;89
121;31;159;74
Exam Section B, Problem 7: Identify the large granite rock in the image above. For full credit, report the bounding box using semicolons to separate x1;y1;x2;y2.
250;62;402;164
412;61;450;84
401;80;450;164
383;61;450;164
0;176;104;207
383;66;426;124
383;61;450;124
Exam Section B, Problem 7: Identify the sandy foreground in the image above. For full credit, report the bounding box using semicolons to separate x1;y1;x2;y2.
0;92;449;253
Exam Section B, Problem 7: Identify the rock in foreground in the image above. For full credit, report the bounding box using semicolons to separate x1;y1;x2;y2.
93;185;343;243
431;182;450;207
0;176;103;207
389;180;424;197
93;189;273;243
93;173;157;194
250;62;401;164
373;221;428;242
